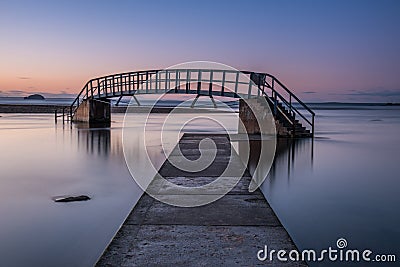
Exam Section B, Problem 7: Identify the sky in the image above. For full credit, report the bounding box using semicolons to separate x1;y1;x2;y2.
0;0;399;102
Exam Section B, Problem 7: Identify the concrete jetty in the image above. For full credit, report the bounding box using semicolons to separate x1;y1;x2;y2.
97;134;306;266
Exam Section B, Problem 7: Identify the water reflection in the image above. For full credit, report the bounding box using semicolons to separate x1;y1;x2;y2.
243;138;314;188
77;128;111;156
73;123;125;163
71;119;315;196
268;138;314;185
258;107;400;266
0;114;143;267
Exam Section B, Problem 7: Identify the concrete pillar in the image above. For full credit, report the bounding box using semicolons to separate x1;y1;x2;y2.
238;98;274;135
73;99;111;125
239;99;260;134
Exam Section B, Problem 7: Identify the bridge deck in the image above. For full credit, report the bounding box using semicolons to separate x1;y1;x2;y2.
69;69;315;137
96;134;306;266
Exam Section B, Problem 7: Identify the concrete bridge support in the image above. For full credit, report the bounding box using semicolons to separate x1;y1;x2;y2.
238;98;275;135
72;99;111;125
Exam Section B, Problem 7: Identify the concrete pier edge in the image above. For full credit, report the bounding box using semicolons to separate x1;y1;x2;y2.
96;134;306;266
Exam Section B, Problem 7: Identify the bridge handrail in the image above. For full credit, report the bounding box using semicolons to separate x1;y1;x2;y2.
268;86;313;126
266;73;315;116
241;70;315;135
268;74;315;134
69;69;315;135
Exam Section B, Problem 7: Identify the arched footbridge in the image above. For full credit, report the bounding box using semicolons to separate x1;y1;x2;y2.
66;69;315;137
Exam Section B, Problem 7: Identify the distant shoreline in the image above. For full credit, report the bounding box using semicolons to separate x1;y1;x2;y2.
0;102;399;114
0;104;233;114
0;104;130;114
0;104;69;113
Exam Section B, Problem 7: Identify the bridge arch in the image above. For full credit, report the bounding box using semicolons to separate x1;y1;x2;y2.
68;67;315;137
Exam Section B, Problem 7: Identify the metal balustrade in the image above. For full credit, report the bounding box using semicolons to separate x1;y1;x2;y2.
67;69;315;136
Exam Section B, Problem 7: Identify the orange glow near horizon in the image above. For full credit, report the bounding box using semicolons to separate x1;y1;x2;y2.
1;1;399;102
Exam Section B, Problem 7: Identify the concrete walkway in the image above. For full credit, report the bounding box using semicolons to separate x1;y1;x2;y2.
97;134;306;266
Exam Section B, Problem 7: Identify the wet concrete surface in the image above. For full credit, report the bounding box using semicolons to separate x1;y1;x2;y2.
97;134;306;266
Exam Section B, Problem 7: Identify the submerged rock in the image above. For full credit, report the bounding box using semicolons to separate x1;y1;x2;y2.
53;195;91;203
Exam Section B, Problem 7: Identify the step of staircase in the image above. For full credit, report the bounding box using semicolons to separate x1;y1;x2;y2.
262;96;311;137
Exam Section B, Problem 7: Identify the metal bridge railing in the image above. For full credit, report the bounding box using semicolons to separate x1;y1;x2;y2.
68;69;315;136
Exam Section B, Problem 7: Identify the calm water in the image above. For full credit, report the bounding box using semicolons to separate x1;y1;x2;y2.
0;114;142;267
0;105;399;266
0;112;237;267
261;105;400;266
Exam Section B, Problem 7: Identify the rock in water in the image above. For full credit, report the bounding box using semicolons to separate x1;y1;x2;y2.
53;195;91;202
24;94;45;100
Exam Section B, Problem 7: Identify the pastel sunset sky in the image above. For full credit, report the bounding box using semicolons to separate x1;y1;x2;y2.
1;0;399;102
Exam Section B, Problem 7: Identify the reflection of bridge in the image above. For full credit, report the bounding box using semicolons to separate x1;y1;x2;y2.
68;69;315;137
